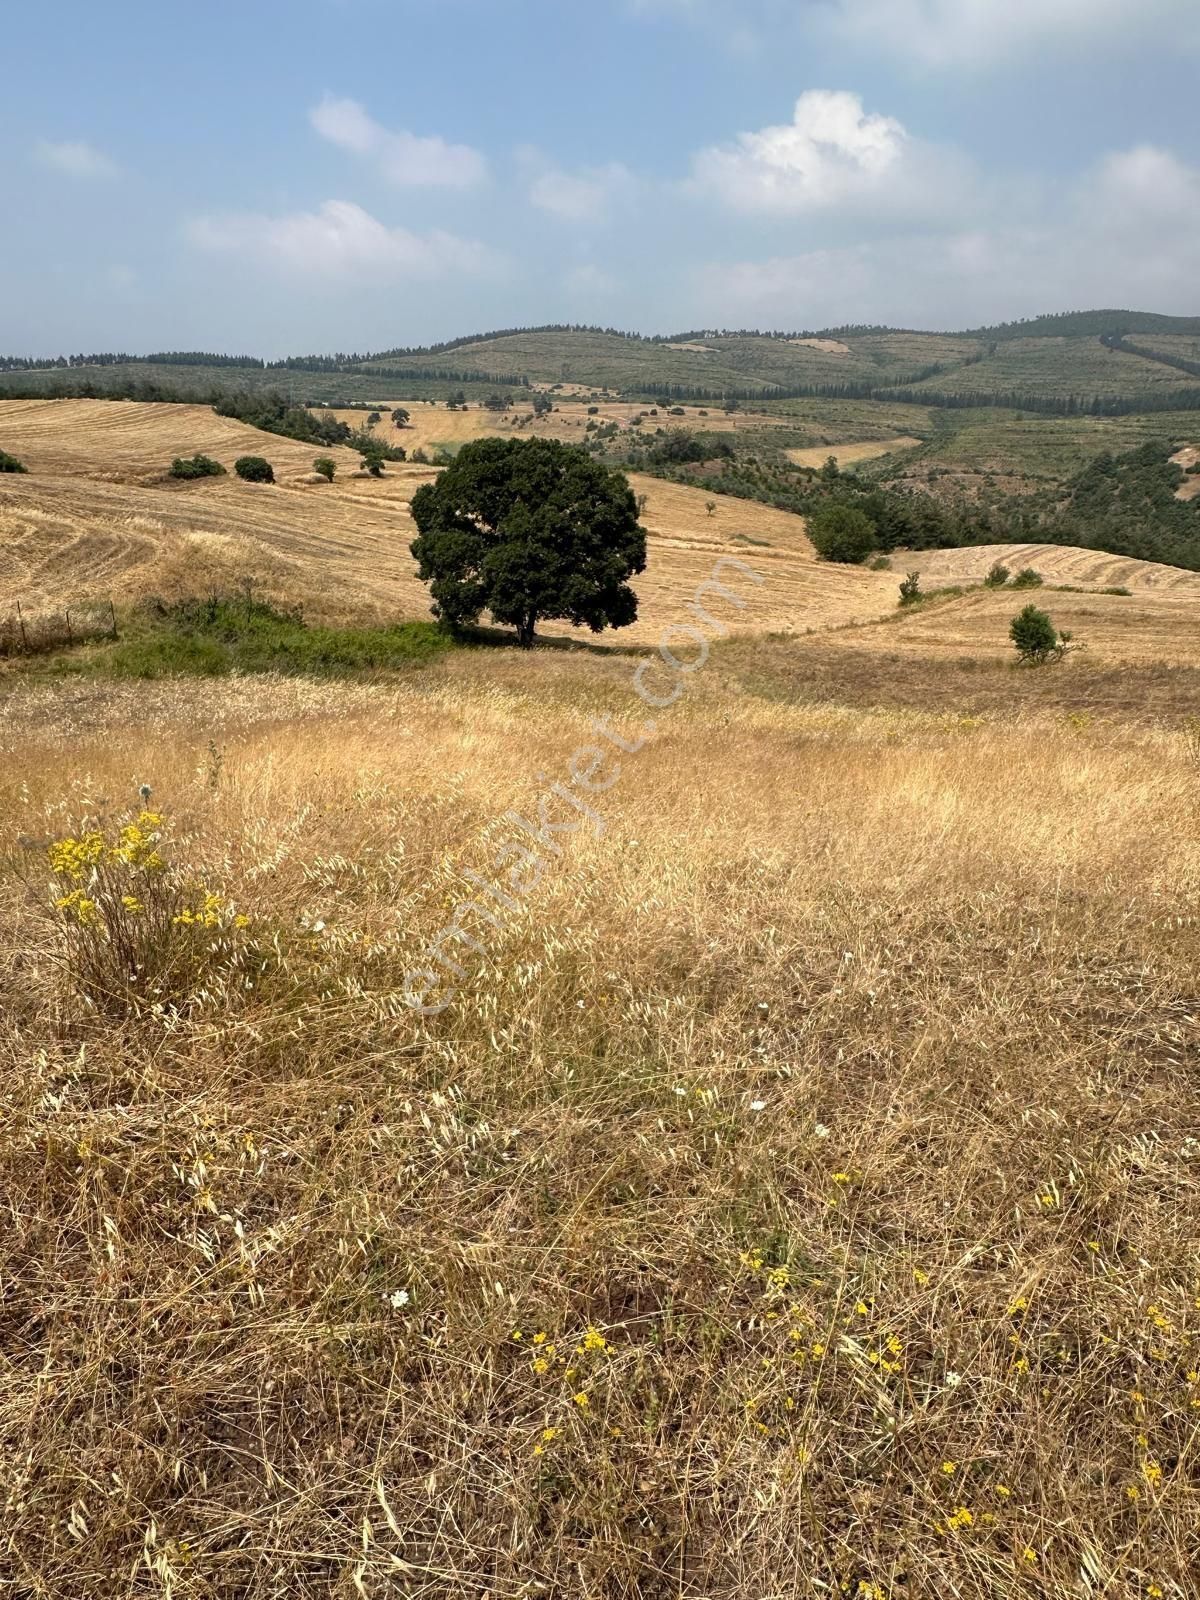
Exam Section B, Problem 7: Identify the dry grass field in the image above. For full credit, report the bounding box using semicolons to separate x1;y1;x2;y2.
2;643;1199;1600
787;437;923;470
892;543;1200;597
2;399;1200;1599
0;400;896;640
328;399;783;462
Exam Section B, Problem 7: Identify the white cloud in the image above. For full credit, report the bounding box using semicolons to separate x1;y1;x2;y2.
827;0;1200;67
310;95;486;188
34;139;118;179
523;154;637;223
187;200;497;281
689;142;1200;328
689;90;972;219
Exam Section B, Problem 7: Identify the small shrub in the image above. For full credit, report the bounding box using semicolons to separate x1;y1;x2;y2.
0;449;28;473
898;572;922;606
1010;603;1063;664
984;562;1010;588
869;555;892;571
1101;586;1132;596
313;456;336;482
1009;567;1043;590
234;456;274;484
169;454;226;480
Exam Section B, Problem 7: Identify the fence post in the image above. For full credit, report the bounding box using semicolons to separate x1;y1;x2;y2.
109;598;118;640
65;607;73;646
15;600;28;653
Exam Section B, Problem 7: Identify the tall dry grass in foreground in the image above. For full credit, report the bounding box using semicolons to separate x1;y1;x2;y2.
1;652;1198;1599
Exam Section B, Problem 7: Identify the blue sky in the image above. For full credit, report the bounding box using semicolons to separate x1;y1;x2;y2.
3;0;1199;355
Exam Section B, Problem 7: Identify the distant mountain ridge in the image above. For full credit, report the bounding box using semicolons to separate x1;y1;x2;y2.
3;311;1200;414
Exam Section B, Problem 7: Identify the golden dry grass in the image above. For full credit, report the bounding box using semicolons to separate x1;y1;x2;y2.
892;543;1200;597
787;437;923;469
0;400;898;640
824;587;1200;671
1;643;1199;1598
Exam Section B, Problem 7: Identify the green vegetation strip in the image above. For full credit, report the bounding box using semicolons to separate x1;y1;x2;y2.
46;599;457;680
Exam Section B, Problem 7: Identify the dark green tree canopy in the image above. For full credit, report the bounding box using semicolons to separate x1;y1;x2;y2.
409;437;647;647
234;455;274;483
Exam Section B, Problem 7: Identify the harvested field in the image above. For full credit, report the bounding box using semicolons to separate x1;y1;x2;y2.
0;401;898;640
891;542;1200;595
787;436;922;469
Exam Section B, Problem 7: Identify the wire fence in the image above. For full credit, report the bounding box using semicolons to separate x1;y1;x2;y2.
0;597;118;657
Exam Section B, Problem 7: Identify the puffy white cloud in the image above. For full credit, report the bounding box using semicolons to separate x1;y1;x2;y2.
187;200;496;281
34;139;118;179
689;142;1200;327
310;95;486;188
689;90;971;218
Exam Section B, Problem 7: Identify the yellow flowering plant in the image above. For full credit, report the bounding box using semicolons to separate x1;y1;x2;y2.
43;805;253;1013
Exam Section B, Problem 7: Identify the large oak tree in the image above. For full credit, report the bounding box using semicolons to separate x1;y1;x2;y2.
409;437;647;647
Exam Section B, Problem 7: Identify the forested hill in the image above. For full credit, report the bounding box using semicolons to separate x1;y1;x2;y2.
3;312;1200;410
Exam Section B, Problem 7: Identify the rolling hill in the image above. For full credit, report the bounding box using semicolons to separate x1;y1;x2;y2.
3;398;1199;673
5;311;1200;412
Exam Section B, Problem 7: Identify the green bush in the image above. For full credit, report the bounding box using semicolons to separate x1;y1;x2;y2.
234;456;274;484
169;454;226;480
898;572;922;606
1009;567;1044;590
984;562;1010;587
1010;604;1061;664
0;449;28;473
808;503;876;565
313;456;336;482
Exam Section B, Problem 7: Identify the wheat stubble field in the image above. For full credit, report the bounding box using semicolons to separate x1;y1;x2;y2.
1;401;1200;1600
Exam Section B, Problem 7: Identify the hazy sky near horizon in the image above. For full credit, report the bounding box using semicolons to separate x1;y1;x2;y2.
3;0;1199;354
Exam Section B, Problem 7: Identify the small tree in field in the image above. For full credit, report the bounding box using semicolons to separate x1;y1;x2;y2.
809;503;876;564
234;456;274;484
984;561;1010;588
899;571;922;606
410;437;646;648
1010;604;1069;664
313;456;336;482
367;412;382;429
0;450;28;473
391;408;411;428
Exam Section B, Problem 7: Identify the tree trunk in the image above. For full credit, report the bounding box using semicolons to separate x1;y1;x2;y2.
517;611;537;649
